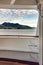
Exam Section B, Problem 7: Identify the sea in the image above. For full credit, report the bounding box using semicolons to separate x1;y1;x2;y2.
0;29;37;36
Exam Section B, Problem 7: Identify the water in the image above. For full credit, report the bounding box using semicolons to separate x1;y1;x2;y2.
0;29;36;35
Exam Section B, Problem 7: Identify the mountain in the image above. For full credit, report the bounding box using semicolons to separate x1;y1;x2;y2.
0;22;35;29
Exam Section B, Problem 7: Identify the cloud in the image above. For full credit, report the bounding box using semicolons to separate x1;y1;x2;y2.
0;9;39;27
0;9;38;16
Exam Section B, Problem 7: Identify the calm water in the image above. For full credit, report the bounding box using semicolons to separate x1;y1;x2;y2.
0;29;36;35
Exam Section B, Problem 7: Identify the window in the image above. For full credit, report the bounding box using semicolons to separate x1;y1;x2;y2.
0;6;39;36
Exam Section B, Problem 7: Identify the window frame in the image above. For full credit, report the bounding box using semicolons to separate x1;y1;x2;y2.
0;5;39;37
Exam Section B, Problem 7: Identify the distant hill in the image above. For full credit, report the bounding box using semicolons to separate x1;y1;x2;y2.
0;22;35;29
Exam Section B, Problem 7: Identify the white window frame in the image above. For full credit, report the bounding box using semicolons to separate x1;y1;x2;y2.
0;5;39;37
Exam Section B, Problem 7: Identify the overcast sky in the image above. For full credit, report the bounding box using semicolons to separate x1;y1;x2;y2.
0;9;39;27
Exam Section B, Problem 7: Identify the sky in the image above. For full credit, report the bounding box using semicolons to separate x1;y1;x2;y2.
0;9;39;27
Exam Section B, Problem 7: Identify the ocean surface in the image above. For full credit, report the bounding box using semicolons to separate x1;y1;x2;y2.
0;29;37;35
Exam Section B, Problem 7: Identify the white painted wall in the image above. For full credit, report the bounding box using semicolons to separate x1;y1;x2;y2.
0;50;39;62
0;37;39;62
0;38;39;53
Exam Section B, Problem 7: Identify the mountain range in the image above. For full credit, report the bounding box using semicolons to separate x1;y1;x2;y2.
0;22;35;29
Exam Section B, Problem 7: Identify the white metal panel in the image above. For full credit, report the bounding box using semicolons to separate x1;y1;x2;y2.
0;0;11;4
0;0;36;5
0;5;38;9
0;50;39;62
0;38;39;53
14;0;36;5
41;5;43;16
